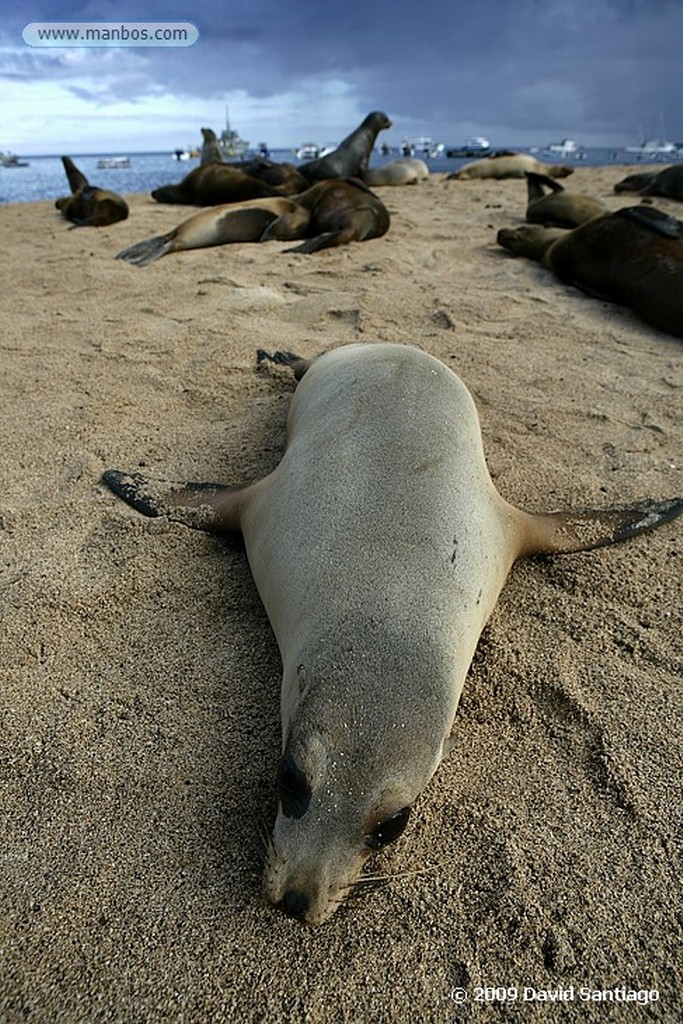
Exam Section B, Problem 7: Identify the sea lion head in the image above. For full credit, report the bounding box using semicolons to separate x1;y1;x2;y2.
263;635;451;925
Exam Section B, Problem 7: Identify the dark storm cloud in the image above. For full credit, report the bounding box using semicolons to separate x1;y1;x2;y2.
2;0;682;146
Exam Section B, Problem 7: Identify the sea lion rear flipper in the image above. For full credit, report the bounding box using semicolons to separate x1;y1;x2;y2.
256;349;312;379
525;172;564;198
116;233;176;267
516;498;682;558
101;470;248;532
61;156;89;193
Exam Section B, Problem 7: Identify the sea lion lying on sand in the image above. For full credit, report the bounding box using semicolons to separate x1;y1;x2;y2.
447;152;573;180
102;342;682;925
151;164;286;205
364;158;430;186
524;172;608;227
497;205;683;336
55;156;129;227
117;179;390;265
614;164;683;202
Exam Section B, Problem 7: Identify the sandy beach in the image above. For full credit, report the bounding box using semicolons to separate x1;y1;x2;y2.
1;165;681;1023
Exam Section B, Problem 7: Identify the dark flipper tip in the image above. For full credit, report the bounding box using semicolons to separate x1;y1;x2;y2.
101;470;162;518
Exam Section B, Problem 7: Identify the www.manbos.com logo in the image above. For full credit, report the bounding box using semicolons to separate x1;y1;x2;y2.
23;22;199;47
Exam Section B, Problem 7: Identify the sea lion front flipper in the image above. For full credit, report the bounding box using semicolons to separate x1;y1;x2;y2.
286;231;341;254
615;206;681;239
101;470;248;533
516;498;682;558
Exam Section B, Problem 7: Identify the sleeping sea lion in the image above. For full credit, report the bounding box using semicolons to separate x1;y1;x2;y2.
364;158;430;186
118;179;390;264
101;342;682;925
151;164;284;205
524;172;608;227
497;206;683;336
614;164;683;201
55;156;129;227
447;152;573;181
299;112;392;183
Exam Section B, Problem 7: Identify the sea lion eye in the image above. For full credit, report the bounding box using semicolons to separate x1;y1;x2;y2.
277;754;311;819
366;806;411;850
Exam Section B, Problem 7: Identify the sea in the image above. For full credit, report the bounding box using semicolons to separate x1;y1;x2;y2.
1;146;681;205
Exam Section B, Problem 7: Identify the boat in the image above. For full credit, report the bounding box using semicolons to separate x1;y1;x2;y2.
96;156;130;169
296;143;320;161
218;108;249;159
445;137;491;158
401;136;445;159
545;138;584;158
625;139;679;157
0;152;29;167
173;147;199;161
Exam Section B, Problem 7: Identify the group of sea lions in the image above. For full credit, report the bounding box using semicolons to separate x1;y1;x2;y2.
90;126;683;926
488;165;683;337
56;112;396;260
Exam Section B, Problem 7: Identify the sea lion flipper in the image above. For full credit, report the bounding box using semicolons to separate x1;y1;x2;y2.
615;206;681;239
101;470;247;532
61;156;89;194
256;349;312;379
525;172;564;198
286;231;341;254
115;234;176;267
517;498;683;557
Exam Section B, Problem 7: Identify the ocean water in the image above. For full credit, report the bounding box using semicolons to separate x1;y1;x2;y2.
1;146;680;205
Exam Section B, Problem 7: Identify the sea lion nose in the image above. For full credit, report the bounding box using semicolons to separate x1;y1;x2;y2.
281;889;310;920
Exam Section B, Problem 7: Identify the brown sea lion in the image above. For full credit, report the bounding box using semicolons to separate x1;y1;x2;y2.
101;342;682;925
151;164;284;205
200;127;223;165
525;172;608;227
55;156;129;227
260;178;390;253
614;165;683;201
497;206;683;336
447;152;573;181
117;179;390;264
299;112;392;183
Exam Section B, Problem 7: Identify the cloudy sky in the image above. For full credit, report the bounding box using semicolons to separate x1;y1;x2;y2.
2;0;682;155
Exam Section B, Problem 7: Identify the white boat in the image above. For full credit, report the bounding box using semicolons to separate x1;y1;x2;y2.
446;137;491;158
546;138;583;158
173;147;198;161
0;152;29;167
97;156;130;169
296;143;320;160
401;136;445;159
625;139;679;156
218;108;249;159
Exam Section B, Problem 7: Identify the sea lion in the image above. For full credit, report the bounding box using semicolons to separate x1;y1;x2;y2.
55;156;129;227
200;127;224;165
298;112;392;183
101;342;682;926
260;178;390;253
363;158;430;186
525;172;607;227
232;157;309;194
115;197;301;266
118;179;390;264
447;152;573;181
497;205;683;336
151;164;283;205
614;164;683;201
